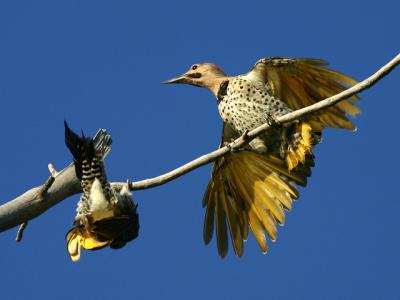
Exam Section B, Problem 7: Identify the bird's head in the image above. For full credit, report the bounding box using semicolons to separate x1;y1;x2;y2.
164;63;228;96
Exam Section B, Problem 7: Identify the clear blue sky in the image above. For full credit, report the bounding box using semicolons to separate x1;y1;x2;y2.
0;1;399;299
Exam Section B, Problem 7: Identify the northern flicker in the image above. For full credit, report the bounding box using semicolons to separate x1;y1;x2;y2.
164;57;360;257
64;121;139;262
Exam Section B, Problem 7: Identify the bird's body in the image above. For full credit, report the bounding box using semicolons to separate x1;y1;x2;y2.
218;76;290;132
217;75;311;160
165;57;360;257
64;122;139;262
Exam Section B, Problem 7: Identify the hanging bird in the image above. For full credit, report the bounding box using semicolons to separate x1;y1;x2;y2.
164;57;360;257
64;121;139;262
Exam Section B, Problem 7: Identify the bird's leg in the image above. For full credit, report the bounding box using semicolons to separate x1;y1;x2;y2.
249;137;268;153
126;179;131;189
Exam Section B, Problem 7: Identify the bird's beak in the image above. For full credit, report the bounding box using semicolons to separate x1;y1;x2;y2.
163;74;189;84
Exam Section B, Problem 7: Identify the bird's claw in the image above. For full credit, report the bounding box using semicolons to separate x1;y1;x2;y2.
267;116;281;127
223;141;233;152
223;141;238;153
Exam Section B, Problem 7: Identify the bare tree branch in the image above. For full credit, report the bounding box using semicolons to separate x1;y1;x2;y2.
1;165;81;233
14;174;56;241
15;221;28;242
0;54;399;234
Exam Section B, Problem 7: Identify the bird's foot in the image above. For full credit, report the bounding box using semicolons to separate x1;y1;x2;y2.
223;141;236;153
223;136;245;153
267;116;281;127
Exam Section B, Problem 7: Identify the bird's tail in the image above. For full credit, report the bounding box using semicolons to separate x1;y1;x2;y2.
93;128;112;160
64;121;96;181
203;150;311;258
64;121;110;190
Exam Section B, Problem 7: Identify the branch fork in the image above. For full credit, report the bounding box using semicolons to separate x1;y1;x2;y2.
15;165;57;241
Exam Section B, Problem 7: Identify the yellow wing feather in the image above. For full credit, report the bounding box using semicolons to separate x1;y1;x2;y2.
220;182;244;257
202;181;215;245
249;57;361;131
246;203;268;254
214;186;229;258
286;122;313;170
203;150;308;257
65;227;110;262
230;160;277;241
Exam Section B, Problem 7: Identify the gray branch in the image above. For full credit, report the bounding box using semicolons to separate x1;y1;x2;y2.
0;53;399;234
0;165;81;232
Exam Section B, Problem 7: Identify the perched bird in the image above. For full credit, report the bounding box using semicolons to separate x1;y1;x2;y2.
164;57;360;257
64;121;139;262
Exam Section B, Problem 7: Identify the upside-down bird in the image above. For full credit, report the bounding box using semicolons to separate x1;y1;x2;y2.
164;57;360;257
64;121;139;262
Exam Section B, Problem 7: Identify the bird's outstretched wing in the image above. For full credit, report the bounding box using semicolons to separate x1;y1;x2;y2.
202;123;311;257
247;57;360;130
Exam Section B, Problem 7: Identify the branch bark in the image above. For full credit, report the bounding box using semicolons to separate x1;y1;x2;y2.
0;54;399;234
0;165;81;232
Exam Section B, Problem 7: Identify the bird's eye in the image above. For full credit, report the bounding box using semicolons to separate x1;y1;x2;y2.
191;65;198;70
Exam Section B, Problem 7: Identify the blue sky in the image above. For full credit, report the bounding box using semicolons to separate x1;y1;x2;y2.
0;1;399;299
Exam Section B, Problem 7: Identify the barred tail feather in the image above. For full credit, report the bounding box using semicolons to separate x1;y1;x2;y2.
93;128;112;159
64;121;108;195
64;121;96;181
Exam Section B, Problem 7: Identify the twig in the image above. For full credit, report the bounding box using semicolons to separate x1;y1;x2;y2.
36;175;56;198
15;221;28;242
15;222;28;242
0;54;399;233
14;174;56;241
48;164;59;177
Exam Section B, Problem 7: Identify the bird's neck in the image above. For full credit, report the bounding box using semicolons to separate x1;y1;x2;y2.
203;76;230;97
